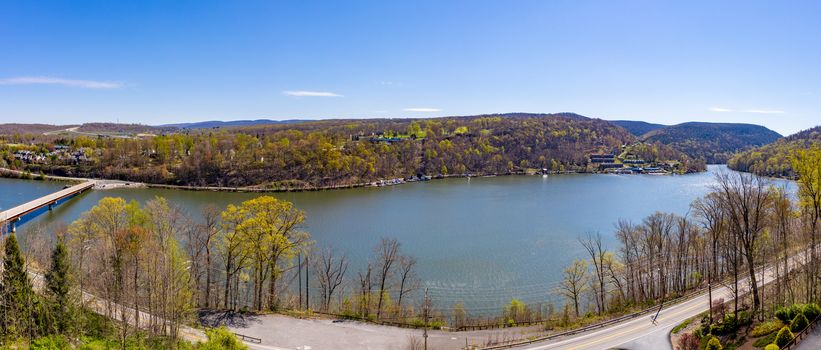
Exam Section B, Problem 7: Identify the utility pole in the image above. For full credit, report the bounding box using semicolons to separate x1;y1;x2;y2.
305;253;310;311
298;253;302;309
423;288;430;350
708;264;713;325
652;268;663;325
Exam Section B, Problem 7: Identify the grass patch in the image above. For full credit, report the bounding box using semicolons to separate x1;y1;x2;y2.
753;331;778;348
751;320;783;337
672;318;692;334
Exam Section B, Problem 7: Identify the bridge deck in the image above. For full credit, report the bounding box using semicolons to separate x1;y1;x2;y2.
0;181;94;224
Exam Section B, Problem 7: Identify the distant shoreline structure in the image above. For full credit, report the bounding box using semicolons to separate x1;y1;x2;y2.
0;166;692;194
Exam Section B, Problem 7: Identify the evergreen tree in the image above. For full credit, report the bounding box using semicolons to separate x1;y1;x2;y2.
45;241;73;334
1;234;34;338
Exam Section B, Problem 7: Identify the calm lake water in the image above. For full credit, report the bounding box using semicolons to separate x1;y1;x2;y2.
0;165;795;314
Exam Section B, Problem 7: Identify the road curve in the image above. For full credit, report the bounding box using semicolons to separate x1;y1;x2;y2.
511;252;808;350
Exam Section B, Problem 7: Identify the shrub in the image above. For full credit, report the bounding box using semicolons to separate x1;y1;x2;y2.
751;320;783;337
711;298;727;320
752;332;778;348
672;318;692;334
764;344;780;350
705;336;723;350
677;332;700;350
199;326;248;350
803;303;821;320
775;305;802;323
775;326;795;348
31;335;70;350
710;313;742;335
790;313;809;333
737;310;753;326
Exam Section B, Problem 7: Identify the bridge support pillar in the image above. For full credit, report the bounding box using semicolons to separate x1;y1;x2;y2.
48;202;54;210
11;219;17;233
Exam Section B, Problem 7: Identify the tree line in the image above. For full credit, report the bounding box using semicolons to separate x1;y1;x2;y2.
551;148;821;336
728;125;821;178
1;192;431;347
1;114;703;188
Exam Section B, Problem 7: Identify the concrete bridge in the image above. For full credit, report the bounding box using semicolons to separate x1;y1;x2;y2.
0;181;94;233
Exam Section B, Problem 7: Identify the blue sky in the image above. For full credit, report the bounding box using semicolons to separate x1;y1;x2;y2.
1;0;819;135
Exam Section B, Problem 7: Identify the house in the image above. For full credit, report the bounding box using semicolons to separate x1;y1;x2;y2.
598;163;623;170
589;154;616;163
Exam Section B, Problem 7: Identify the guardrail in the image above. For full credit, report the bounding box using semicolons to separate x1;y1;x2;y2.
233;332;262;344
475;246;820;350
783;315;819;350
475;286;716;350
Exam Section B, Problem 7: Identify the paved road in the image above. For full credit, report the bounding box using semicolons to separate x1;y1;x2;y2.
512;253;809;350
212;312;541;350
796;324;821;350
210;250;810;350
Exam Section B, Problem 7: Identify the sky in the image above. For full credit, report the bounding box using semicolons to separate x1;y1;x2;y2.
1;0;820;135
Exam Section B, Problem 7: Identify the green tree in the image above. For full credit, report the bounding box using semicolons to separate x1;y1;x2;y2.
705;336;723;350
225;196;310;311
45;241;73;335
775;326;795;348
1;234;35;338
557;259;589;318
790;313;809;333
505;299;526;325
792;148;821;301
198;326;248;350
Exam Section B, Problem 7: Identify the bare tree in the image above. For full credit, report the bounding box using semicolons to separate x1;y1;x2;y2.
313;247;348;312
200;204;221;308
693;192;725;325
359;263;373;317
713;171;772;314
374;238;400;320
580;232;607;314
396;255;420;317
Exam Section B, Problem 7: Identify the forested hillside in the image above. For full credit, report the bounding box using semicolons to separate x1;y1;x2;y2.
610;120;666;136
640;122;782;164
162;119;309;129
728;125;821;177
0;114;703;188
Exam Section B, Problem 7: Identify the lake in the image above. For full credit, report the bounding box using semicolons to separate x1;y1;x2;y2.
0;165;795;314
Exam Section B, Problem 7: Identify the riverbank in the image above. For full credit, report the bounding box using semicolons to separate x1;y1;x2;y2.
0;167;146;190
1;166;687;194
1;165;776;324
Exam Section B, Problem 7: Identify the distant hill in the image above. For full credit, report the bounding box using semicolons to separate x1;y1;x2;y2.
610;120;666;136
728;125;821;177
0;123;75;135
2;113;705;188
162;119;310;129
76;123;177;135
438;112;592;122
639;122;781;164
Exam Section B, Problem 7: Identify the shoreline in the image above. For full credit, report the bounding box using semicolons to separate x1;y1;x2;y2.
0;166;695;194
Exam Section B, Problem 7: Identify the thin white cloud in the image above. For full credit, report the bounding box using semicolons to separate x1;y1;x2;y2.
0;76;123;89
744;109;785;114
283;90;343;97
709;107;785;114
404;108;441;112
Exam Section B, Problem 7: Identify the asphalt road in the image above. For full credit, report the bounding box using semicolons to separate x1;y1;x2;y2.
512;252;809;350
